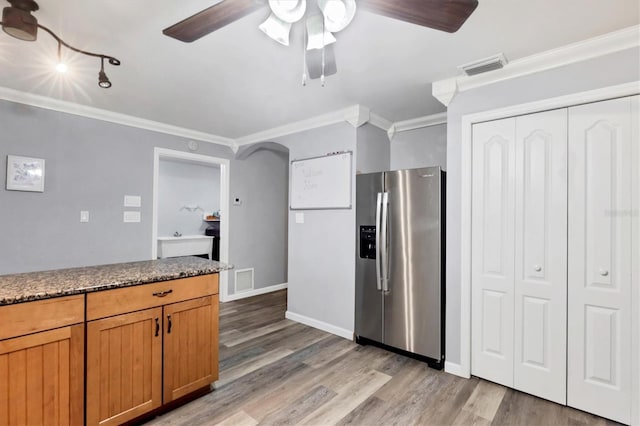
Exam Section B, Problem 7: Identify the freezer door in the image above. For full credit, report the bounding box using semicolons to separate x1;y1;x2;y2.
355;172;384;342
383;167;442;359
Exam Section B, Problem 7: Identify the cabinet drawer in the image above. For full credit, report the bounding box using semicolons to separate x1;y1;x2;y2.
86;274;218;321
0;295;84;340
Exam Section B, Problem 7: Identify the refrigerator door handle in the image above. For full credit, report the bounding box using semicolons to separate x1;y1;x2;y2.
381;192;389;293
375;192;383;291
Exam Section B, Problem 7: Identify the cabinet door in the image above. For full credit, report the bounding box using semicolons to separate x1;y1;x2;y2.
513;109;567;404
86;307;163;426
164;295;219;402
471;117;516;387
0;324;84;426
568;96;633;424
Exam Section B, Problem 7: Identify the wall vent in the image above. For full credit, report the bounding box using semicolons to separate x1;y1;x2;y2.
459;53;508;76
234;268;254;293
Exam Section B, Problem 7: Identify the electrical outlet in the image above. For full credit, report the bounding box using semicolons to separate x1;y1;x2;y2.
124;195;141;207
123;211;141;223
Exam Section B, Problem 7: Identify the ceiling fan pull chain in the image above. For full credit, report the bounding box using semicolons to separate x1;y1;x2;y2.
321;14;326;87
302;17;307;86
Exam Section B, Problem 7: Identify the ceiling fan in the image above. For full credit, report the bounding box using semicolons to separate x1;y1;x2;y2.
163;0;478;83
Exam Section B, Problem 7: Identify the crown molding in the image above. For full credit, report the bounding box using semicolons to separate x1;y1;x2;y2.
432;24;640;106
369;112;393;134
0;86;235;147
0;84;427;148
235;104;395;146
395;112;447;132
235;105;360;146
386;112;447;140
345;105;370;128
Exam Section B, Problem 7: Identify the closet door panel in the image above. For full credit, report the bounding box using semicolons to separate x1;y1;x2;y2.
568;96;632;424
514;109;567;404
471;117;516;387
631;95;639;426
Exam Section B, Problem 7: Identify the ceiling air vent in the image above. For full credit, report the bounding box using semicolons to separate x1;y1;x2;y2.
458;53;508;76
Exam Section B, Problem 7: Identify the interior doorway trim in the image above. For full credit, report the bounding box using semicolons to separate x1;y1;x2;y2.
457;82;639;420
152;147;231;302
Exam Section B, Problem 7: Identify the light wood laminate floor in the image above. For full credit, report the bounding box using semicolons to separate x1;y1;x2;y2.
144;290;619;426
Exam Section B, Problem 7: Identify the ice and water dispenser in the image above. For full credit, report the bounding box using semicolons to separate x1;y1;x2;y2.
359;226;376;259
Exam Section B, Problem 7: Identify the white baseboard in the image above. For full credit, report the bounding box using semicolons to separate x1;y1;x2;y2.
223;283;288;302
285;311;354;340
445;361;470;379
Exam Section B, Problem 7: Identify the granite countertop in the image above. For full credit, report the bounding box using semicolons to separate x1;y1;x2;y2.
0;257;233;306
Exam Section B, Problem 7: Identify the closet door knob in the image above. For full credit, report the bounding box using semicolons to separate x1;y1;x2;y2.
599;269;609;277
533;265;542;272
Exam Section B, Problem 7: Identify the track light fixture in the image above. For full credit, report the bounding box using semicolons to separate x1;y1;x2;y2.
1;0;120;88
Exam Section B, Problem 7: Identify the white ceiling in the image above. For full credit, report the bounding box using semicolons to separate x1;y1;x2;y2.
0;0;637;138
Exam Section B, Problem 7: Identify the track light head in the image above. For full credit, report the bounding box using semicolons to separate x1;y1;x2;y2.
98;69;111;88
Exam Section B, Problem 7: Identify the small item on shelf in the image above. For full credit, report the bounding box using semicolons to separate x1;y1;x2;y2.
204;210;220;221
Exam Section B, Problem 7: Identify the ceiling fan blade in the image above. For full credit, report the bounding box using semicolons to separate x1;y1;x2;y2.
359;0;478;33
306;46;337;79
163;0;264;43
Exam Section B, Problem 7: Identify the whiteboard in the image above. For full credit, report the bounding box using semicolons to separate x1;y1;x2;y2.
290;152;352;210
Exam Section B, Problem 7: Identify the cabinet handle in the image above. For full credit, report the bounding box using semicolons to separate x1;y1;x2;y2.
152;289;173;297
599;269;609;277
534;265;542;272
167;315;172;334
155;317;160;337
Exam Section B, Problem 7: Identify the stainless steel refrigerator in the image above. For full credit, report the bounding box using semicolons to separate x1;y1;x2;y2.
355;167;445;368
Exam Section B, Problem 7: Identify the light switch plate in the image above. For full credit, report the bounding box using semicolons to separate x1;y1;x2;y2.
295;212;304;224
80;211;89;223
124;195;141;207
123;211;141;223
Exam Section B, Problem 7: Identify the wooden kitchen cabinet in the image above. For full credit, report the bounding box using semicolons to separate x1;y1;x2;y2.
164;295;219;402
85;274;219;425
86;307;163;426
0;295;85;426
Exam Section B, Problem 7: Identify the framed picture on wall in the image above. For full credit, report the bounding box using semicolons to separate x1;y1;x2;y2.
6;155;45;192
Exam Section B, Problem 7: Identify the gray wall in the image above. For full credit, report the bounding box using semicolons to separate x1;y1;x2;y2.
0;101;229;274
445;47;640;365
356;123;390;173
390;124;447;171
158;160;220;237
228;148;288;295
0;100;287;292
272;123;357;333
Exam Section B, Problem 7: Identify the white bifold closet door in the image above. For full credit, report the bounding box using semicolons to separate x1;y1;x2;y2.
472;109;568;404
471;117;516;388
567;96;636;424
513;110;567;404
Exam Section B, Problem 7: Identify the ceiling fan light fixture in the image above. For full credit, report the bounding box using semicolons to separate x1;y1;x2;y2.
259;13;291;46
305;14;336;50
317;0;356;32
268;0;306;23
2;0;39;41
